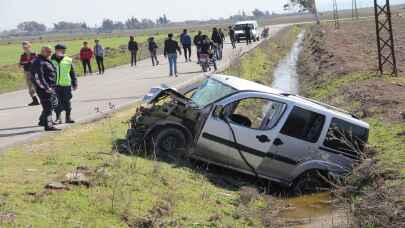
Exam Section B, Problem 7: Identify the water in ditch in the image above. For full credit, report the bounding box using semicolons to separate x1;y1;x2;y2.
271;31;350;227
271;31;305;95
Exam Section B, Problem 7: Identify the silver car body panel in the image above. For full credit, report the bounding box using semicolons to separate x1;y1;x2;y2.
192;74;369;185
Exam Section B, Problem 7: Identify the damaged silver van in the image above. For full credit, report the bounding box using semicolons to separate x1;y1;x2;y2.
126;74;369;193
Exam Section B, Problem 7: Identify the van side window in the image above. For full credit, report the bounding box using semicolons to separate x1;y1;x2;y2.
324;118;369;155
226;98;286;130
280;107;325;143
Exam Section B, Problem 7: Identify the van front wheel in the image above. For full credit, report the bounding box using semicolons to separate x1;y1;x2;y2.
149;127;187;161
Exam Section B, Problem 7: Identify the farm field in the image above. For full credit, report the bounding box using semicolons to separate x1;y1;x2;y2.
0;29;202;94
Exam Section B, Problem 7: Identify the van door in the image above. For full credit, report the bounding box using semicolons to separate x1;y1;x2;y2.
260;106;326;181
196;93;287;173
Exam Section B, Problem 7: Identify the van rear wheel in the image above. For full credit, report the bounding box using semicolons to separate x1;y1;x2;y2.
291;171;328;196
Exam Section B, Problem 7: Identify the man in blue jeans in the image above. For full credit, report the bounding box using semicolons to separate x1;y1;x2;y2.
164;33;182;77
180;29;192;62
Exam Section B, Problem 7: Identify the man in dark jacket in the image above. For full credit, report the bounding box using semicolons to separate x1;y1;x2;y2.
193;31;203;64
244;25;252;45
164;33;182;77
211;28;223;60
31;46;60;131
148;37;159;66
180;29;192;62
128;36;138;67
228;26;236;49
51;44;78;125
19;41;39;106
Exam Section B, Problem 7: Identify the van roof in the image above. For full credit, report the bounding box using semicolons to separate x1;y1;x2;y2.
209;74;370;129
235;20;258;25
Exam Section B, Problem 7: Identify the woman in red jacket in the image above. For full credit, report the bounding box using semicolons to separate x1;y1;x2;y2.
79;41;93;75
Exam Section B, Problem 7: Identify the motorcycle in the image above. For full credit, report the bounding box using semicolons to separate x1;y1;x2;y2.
199;53;217;72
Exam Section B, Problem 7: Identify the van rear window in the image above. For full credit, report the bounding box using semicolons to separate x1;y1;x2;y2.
280;107;325;143
324;118;369;156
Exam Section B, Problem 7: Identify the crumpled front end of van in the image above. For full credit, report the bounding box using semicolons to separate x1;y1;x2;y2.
125;86;201;150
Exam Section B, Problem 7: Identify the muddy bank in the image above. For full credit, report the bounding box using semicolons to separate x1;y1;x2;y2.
298;23;405;228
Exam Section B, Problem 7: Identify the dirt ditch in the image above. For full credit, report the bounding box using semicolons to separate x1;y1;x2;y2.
298;21;405;228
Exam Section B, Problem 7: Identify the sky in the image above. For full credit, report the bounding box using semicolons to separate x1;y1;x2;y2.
1;0;405;31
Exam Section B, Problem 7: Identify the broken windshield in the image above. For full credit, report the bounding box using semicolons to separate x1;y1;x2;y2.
191;78;237;108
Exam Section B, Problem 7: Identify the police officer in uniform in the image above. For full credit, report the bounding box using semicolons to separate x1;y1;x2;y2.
31;46;60;131
51;44;78;124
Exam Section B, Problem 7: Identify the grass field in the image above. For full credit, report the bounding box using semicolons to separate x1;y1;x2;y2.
0;26;308;228
0;30;202;94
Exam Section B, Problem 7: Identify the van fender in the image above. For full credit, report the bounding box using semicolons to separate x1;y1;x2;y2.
144;120;194;148
290;160;349;182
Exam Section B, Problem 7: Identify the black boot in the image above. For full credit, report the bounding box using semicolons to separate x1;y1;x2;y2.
65;111;75;124
28;96;40;106
55;112;62;125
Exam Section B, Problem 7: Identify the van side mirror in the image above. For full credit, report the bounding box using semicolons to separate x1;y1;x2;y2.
213;105;225;119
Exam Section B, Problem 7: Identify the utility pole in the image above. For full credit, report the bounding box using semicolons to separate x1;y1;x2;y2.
352;0;359;19
374;0;398;76
333;0;340;29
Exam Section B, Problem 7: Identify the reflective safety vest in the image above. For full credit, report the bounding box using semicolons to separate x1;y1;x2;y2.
52;57;73;86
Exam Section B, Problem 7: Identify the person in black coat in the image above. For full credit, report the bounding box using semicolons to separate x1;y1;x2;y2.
148;37;159;66
31;46;60;131
128;36;139;67
211;28;223;60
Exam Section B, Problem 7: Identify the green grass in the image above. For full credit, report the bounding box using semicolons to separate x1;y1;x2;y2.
302;71;405;177
0;26;307;227
0;31;206;94
225;25;302;84
0;106;282;227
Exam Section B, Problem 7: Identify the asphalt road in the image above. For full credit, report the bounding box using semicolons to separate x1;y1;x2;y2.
0;24;287;152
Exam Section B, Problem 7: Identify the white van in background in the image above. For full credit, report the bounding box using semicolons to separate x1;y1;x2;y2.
233;20;260;42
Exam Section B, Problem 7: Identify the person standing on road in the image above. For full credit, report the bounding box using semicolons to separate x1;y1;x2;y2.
211;28;223;60
219;28;225;42
31;46;60;131
94;39;105;75
228;26;236;49
244;25;252;45
128;36;138;67
19;41;40;106
194;31;203;64
180;29;192;62
148;37;159;66
51;44;78;125
164;33;182;77
79;41;93;75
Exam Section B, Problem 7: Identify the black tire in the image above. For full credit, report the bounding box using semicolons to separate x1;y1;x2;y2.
149;127;186;161
291;171;328;196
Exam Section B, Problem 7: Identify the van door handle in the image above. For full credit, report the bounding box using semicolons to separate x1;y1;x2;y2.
273;138;284;146
256;135;270;143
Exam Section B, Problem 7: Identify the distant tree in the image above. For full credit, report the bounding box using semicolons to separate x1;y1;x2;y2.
53;21;88;31
125;17;140;29
157;14;170;25
287;0;319;22
101;19;114;32
17;21;47;33
252;9;266;18
114;21;125;30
